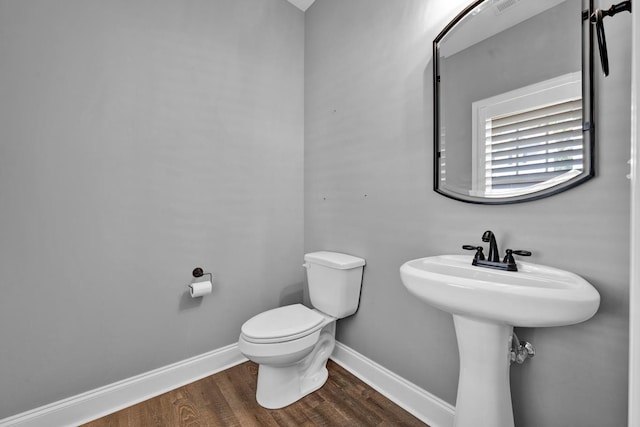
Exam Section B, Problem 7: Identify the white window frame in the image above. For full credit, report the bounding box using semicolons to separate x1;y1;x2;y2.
471;72;583;198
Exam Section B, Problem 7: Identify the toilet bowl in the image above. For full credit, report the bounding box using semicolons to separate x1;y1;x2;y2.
238;251;365;409
238;304;336;409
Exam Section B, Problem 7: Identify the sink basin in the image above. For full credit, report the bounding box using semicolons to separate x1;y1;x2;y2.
400;254;600;327
400;254;600;427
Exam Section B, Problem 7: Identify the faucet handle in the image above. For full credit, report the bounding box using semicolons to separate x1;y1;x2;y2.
463;245;485;261
503;249;532;264
512;250;532;256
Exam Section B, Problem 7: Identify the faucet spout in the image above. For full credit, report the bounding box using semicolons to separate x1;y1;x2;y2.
482;230;500;262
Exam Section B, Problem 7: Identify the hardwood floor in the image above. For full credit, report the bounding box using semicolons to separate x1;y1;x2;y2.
82;360;428;426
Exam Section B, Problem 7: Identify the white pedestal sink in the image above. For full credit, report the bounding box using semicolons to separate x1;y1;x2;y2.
400;255;600;427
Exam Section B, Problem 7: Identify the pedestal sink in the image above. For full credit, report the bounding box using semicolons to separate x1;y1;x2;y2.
400;255;600;427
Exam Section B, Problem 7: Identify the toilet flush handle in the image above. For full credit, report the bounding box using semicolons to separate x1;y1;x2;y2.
302;263;310;269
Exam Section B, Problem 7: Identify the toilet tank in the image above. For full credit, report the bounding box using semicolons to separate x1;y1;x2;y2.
304;251;366;319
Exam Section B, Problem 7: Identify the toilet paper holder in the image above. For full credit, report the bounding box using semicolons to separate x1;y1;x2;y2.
192;267;212;282
189;267;213;298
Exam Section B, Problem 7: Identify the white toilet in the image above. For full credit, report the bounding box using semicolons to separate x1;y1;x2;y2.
238;251;366;409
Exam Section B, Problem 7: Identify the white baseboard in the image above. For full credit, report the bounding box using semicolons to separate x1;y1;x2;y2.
0;344;247;427
1;341;454;427
331;342;455;427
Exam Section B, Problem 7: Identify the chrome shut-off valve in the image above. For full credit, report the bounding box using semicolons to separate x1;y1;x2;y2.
510;332;535;364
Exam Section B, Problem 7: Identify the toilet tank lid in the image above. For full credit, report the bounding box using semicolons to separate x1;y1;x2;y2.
304;251;366;269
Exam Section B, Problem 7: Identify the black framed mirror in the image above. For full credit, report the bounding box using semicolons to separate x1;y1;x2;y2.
434;0;594;204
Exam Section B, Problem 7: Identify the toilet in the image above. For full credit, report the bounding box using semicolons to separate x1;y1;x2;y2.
238;251;366;409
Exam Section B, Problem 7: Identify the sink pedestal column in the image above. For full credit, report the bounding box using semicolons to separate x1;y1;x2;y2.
453;314;514;427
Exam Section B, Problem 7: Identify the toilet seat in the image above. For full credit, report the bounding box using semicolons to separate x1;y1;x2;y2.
241;304;328;344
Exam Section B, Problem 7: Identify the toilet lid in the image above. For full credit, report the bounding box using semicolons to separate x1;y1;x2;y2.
241;304;325;342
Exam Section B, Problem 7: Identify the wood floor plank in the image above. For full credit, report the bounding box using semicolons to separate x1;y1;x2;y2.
83;360;428;427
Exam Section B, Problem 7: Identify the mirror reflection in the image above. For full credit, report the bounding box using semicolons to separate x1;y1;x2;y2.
434;0;593;204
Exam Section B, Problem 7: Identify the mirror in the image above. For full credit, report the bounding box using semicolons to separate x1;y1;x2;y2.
434;0;594;204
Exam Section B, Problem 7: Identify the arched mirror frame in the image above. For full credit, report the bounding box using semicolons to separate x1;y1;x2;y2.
433;0;595;204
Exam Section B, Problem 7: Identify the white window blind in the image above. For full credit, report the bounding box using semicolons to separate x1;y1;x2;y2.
472;72;583;197
486;98;583;191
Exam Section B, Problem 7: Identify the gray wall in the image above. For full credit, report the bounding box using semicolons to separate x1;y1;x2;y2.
0;0;304;418
305;0;630;426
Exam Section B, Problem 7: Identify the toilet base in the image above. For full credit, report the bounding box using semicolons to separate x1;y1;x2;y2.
256;364;329;409
255;325;336;409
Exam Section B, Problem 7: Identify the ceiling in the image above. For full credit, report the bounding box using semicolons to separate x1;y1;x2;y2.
287;0;316;11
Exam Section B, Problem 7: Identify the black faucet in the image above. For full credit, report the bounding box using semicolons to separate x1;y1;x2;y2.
482;230;500;262
463;230;531;271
